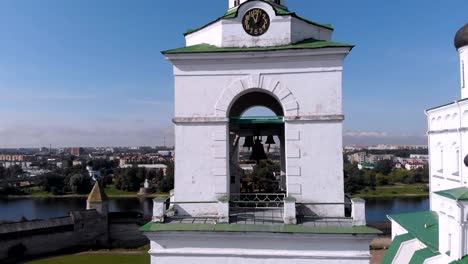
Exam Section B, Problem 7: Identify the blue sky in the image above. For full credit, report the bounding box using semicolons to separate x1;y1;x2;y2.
0;0;466;147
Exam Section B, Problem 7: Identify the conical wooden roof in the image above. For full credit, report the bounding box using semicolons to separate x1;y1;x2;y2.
87;182;108;203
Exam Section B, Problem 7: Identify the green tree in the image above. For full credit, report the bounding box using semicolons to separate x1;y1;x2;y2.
40;173;65;195
114;167;142;191
375;160;394;175
69;174;92;194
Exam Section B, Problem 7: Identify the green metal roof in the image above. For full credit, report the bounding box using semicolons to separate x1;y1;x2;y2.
185;0;333;36
139;222;382;235
388;211;439;251
452;256;468;263
163;38;353;55
382;233;415;264
435;187;468;201
230;116;284;125
409;248;440;264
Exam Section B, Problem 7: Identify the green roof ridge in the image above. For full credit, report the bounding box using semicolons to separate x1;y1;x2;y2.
435;187;468;201
382;233;415;264
163;38;353;55
388;211;439;251
184;0;333;36
409;248;440;264
139;222;382;234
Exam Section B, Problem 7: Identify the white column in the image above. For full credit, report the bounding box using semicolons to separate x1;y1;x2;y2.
351;198;366;226
283;197;297;224
152;197;168;223
218;196;230;223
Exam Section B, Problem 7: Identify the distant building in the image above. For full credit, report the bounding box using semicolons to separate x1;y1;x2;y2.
70;147;83;156
404;162;425;171
72;160;84;166
120;164;167;176
358;162;375;170
0;154;24;162
348;152;366;163
367;154;394;163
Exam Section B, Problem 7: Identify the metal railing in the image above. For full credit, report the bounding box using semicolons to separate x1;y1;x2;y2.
229;193;286;208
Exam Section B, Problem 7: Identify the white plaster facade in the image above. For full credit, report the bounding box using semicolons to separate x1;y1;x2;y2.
170;47;349;218
146;232;373;264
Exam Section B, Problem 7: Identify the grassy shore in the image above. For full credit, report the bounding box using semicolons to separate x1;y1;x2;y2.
27;254;149;264
353;184;429;198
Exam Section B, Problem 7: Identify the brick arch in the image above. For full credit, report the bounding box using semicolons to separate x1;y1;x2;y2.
214;75;299;117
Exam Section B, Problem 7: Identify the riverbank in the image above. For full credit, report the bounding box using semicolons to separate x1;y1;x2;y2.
2;185;168;199
353;184;429;199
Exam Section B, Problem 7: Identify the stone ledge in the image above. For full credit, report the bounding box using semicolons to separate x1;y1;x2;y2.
140;223;382;235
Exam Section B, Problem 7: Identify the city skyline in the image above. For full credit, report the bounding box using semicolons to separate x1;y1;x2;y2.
0;0;467;147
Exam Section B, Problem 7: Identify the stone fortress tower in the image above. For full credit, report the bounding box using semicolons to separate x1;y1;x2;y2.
384;23;468;263
141;1;381;263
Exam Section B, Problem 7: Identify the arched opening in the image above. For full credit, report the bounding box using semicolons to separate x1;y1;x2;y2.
227;91;286;223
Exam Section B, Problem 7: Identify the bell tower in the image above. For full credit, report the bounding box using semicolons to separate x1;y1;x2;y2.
142;2;381;263
229;0;286;9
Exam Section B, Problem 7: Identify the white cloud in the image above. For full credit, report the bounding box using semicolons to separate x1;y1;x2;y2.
344;130;426;146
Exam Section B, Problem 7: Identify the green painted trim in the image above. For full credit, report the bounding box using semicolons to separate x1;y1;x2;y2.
163;39;353;55
153;196;169;203
184;0;333;36
230;116;284;125
217;195;229;202
409;248;440;264
284;196;296;202
140;222;382;234
435;187;468;201
382;233;415;264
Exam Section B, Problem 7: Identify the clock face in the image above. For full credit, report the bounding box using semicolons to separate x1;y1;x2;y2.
242;8;270;37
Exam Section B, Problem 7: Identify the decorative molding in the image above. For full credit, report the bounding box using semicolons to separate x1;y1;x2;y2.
173;117;229;124
428;128;464;134
284;115;344;122
215;76;300;117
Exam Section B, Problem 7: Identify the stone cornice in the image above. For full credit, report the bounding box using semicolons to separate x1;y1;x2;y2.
173;115;344;124
428;128;468;134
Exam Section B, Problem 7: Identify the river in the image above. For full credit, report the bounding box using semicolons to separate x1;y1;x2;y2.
0;196;429;223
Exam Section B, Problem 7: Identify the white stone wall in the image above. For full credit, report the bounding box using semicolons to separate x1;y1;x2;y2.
169;48;350;217
427;101;468;202
146;232;373;264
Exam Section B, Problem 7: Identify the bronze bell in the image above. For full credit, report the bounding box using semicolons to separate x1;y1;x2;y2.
464;154;468;167
265;135;275;145
265;135;275;152
250;138;267;162
243;136;254;150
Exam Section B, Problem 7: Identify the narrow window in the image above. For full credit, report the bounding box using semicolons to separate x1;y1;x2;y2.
441;149;444;171
448;234;452;254
456;149;460;173
462;61;465;88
